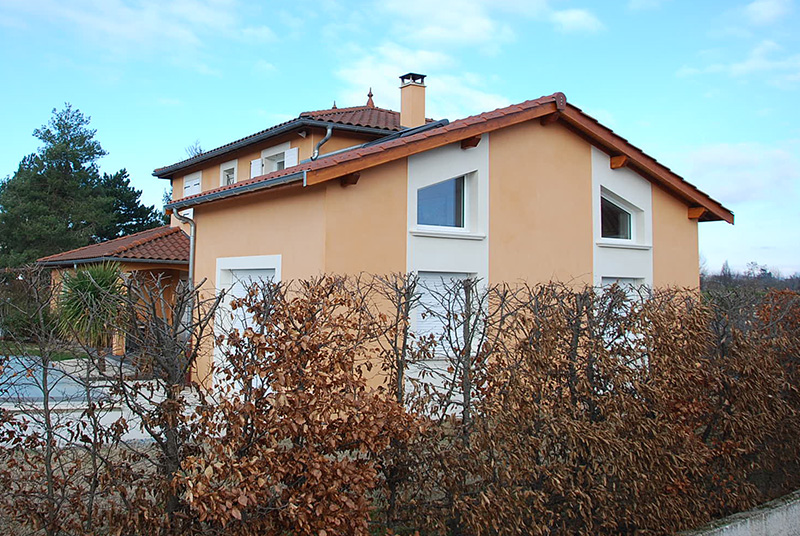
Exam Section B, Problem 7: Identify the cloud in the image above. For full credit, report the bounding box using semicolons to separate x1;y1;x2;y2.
0;0;277;73
252;59;277;76
686;142;800;204
628;0;669;9
380;0;516;52
744;0;792;25
549;8;605;33
335;42;508;120
241;25;277;43
677;40;800;87
377;0;603;53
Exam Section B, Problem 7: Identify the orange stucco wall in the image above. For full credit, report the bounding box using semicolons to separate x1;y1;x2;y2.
488;121;594;285
193;184;327;290
652;185;700;287
324;159;408;275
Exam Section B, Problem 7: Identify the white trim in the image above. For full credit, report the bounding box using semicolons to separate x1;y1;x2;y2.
407;136;490;281
260;142;291;160
591;147;653;287
410;228;486;240
219;159;238;187
596;241;652;251
216;254;282;290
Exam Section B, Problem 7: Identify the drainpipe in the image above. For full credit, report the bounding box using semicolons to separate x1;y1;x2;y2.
172;210;196;288
311;125;333;161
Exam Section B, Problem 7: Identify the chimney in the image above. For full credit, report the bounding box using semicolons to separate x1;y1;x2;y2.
399;73;426;128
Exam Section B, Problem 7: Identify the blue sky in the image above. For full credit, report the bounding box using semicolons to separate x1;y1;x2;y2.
1;0;798;275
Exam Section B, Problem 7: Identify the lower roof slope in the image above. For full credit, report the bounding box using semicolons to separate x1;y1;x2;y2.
37;226;189;267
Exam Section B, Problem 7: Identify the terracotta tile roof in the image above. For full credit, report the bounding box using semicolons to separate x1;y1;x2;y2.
167;92;734;224
37;226;189;266
153;102;411;178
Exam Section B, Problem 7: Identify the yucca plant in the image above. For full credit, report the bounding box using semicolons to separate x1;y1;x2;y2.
59;262;123;350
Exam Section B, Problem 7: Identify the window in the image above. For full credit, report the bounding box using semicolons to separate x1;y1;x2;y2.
183;172;201;198
220;160;238;186
266;153;285;172
417;176;465;228
601;196;631;239
251;144;299;178
416;271;473;339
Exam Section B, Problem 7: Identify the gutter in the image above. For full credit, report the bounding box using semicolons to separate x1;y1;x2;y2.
37;257;189;267
153;120;395;179
165;170;306;211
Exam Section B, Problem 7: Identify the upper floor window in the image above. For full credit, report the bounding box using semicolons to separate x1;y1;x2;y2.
601;197;631;239
220;160;237;187
183;172;201;198
417;175;465;228
251;143;299;179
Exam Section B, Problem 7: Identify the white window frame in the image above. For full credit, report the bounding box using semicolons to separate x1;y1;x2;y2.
261;143;298;174
599;187;643;245
412;172;480;238
214;255;282;386
220;160;238;187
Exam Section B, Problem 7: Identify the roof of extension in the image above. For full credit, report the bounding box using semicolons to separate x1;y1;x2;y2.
37;226;190;267
153;96;414;179
165;92;734;224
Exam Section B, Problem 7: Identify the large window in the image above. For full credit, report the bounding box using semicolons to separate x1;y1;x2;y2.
417;176;465;228
601;196;632;239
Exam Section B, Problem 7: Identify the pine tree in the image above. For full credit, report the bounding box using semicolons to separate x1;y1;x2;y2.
0;105;162;267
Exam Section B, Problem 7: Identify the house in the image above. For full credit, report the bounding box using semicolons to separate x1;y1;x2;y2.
104;72;732;381
36;225;190;354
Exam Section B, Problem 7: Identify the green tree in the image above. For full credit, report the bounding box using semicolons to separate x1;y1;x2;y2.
0;104;162;267
95;169;164;241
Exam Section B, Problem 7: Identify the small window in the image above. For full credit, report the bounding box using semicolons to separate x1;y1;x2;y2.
220;160;237;186
417;176;465;228
183;172;201;198
601;197;631;239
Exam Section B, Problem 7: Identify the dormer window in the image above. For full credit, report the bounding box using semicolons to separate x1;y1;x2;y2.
601;197;631;239
417;175;465;228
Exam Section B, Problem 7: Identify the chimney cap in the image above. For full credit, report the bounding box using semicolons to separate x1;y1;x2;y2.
399;72;426;86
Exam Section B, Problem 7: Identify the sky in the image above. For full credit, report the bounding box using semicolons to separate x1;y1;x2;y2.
1;0;798;276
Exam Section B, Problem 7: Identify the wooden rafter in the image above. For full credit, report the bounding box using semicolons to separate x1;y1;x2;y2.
461;136;481;149
610;155;628;169
687;207;706;220
339;172;360;187
540;112;560;127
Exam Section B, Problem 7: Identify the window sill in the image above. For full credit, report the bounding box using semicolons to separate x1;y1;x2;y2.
596;240;651;251
410;228;486;241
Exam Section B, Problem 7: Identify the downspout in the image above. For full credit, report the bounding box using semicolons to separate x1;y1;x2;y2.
172;210;196;288
311;125;333;161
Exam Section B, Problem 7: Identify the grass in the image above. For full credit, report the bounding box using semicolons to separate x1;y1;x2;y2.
0;340;87;361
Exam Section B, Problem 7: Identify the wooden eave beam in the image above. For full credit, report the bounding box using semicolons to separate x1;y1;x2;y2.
687;207;706;220
540;112;560;126
461;135;481;149
610;155;628;169
558;108;734;224
305;101;560;186
339;172;360;187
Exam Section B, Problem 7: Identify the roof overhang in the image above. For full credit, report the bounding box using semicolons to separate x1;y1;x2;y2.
37;257;189;268
163;92;733;225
